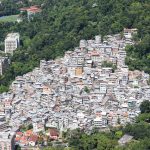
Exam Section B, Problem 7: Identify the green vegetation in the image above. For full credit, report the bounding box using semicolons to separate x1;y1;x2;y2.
136;113;150;123
15;145;21;150
0;0;38;17
101;61;117;72
140;100;150;114
67;130;118;150
84;86;90;93
0;0;18;16
0;85;9;93
0;0;150;93
20;124;33;132
0;15;19;23
43;148;70;150
61;114;150;150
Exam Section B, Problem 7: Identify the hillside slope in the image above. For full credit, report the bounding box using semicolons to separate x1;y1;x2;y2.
0;0;150;92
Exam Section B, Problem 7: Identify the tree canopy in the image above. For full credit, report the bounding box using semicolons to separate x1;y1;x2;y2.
140;100;150;114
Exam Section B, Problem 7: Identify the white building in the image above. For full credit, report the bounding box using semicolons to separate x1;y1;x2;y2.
95;35;101;44
100;83;107;94
123;28;137;39
33;122;45;133
5;33;20;55
79;40;87;48
93;117;103;128
0;132;15;150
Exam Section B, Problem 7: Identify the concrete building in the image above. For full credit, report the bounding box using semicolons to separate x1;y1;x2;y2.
123;28;137;39
0;132;15;150
93;117;103;127
27;6;42;21
95;35;101;44
75;67;83;76
20;6;42;21
5;33;20;55
79;40;87;48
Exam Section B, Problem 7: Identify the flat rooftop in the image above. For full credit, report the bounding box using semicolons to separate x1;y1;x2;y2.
5;33;20;40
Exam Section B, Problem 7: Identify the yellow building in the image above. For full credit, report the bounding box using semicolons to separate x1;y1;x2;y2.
75;67;83;76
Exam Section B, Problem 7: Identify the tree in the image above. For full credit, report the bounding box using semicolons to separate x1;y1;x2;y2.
15;145;21;150
84;86;90;93
115;131;123;139
140;100;150;113
28;124;33;130
123;122;150;139
117;117;121;125
0;85;9;93
101;61;117;72
136;113;150;123
97;134;117;150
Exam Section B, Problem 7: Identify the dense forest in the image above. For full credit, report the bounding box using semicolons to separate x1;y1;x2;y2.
0;0;31;16
0;0;150;92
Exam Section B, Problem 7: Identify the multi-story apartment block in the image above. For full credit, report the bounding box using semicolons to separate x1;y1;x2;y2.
93;117;103;128
79;40;87;48
95;35;101;44
0;132;15;150
5;33;20;55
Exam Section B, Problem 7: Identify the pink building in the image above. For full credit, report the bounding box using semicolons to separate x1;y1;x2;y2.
0;132;15;150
